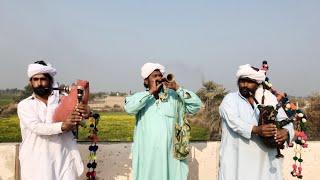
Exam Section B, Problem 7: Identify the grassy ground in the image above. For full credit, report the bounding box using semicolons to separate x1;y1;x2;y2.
0;94;16;107
0;112;209;142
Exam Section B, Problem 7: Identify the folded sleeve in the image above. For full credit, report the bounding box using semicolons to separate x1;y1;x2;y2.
18;101;63;135
124;91;153;115
176;87;202;114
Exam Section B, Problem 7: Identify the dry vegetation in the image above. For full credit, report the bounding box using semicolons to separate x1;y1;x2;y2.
304;93;320;140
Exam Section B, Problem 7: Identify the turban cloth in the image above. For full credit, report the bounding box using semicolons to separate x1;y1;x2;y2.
141;62;165;79
27;63;57;78
27;62;59;123
236;64;266;84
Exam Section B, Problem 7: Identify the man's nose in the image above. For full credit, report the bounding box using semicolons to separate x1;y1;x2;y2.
34;80;40;86
35;80;43;87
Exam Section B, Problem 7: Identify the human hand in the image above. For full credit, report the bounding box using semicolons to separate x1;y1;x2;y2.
253;124;277;137
76;104;91;119
274;128;289;144
61;111;83;132
164;80;179;91
148;77;163;95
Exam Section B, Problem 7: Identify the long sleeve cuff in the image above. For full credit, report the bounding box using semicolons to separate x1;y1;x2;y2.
243;124;255;139
55;122;64;134
283;125;294;144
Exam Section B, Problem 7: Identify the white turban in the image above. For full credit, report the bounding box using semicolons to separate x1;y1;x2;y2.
141;62;165;79
236;64;266;83
27;63;57;78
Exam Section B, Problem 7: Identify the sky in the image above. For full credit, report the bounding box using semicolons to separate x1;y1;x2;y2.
0;0;319;97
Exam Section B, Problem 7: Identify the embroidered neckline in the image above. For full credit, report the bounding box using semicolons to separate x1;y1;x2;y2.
159;87;169;102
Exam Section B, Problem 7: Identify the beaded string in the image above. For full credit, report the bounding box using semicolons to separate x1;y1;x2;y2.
159;86;169;102
260;61;308;179
86;113;100;180
291;143;303;179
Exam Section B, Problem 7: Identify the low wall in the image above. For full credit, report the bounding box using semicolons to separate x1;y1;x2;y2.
1;141;319;180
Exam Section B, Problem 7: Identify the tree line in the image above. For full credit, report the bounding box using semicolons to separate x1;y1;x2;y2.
1;82;319;141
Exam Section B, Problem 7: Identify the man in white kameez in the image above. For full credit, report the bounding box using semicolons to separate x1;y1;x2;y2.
18;61;90;180
218;64;294;180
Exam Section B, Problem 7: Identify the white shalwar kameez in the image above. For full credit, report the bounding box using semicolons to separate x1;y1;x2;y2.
218;88;294;180
17;91;83;180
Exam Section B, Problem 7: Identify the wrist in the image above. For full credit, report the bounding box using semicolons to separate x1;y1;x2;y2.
85;111;93;119
252;125;260;135
149;89;155;95
61;122;67;132
174;85;180;91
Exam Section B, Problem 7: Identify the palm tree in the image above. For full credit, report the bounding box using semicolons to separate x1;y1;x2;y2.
195;81;228;140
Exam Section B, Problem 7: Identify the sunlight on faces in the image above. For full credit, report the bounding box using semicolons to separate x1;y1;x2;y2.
143;70;163;88
30;74;52;96
238;77;259;97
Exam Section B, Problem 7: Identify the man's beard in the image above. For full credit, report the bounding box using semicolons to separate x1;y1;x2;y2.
239;87;253;98
32;85;51;96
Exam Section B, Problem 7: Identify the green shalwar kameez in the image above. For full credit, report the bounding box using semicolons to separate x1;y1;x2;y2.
124;87;202;180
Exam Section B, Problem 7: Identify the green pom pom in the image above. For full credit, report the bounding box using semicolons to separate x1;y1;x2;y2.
298;158;303;162
293;156;298;160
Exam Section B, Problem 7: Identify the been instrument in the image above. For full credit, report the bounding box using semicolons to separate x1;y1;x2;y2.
52;80;89;140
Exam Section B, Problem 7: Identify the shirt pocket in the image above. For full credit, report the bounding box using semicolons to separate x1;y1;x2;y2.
161;100;177;118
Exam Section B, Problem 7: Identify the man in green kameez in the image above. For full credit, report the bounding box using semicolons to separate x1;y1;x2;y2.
124;62;202;180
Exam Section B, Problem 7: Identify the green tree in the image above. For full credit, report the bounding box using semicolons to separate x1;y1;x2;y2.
18;84;33;101
194;81;228;140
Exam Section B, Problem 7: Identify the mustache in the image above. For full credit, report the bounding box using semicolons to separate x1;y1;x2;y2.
240;87;250;92
33;86;51;91
239;87;252;97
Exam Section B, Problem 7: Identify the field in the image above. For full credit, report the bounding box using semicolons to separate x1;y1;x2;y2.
0;94;16;107
0;112;210;142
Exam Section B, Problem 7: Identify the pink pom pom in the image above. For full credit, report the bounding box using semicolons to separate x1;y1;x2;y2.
292;164;297;169
302;143;308;148
298;167;302;171
300;132;306;137
303;135;308;140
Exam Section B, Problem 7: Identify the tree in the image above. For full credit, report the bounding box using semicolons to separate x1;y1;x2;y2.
193;81;228;140
18;84;33;101
304;93;320;140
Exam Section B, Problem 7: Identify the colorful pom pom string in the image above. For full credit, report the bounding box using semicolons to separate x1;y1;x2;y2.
86;113;100;180
261;61;308;179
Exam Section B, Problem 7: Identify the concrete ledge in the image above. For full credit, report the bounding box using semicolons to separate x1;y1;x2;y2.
0;143;17;180
1;141;319;180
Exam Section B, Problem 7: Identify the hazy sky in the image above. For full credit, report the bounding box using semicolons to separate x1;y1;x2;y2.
0;1;319;97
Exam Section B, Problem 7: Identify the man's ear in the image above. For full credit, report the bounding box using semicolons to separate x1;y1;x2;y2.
49;79;54;87
144;78;148;85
